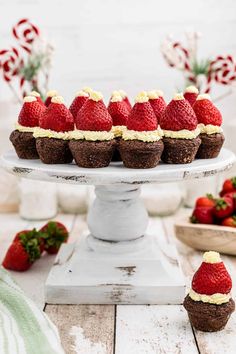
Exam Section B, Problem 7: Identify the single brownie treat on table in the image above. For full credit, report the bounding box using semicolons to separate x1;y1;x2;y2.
69;90;115;168
108;91;130;161
183;85;199;106
29;90;45;107
184;251;235;332
147;90;166;121
44;90;58;107
160;92;201;164
10;95;45;159
69;90;89;119
34;95;74;164
119;91;163;169
193;94;225;159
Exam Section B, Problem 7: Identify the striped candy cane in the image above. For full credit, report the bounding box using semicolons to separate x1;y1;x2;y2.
12;18;40;53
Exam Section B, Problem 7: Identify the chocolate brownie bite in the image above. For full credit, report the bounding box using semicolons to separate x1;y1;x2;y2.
160;93;201;164
34;95;74;164
10;96;45;159
184;251;235;332
193;94;224;159
119;91;163;169
69;90;115;168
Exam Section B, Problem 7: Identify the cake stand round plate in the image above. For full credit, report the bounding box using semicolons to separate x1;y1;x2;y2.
1;149;235;305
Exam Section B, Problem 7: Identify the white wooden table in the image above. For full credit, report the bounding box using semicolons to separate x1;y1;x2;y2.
1;209;236;354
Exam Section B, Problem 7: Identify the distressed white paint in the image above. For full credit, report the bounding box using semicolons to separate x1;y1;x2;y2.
70;326;107;354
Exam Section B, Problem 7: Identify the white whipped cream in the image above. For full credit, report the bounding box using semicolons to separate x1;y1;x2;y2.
185;86;199;94
69;130;114;141
33;127;71;140
203;251;221;264
110;94;123;103
197;93;211;101
198;123;223;135
82;87;93;95
173;93;184;100
51;96;64;104
189;288;230;305
123;129;162;142
29;91;40;97
163;127;200;139
24;96;37;103
75;90;89;98
112;125;127;137
47;90;58;97
135;91;149;103
90;91;103;102
15;123;36;132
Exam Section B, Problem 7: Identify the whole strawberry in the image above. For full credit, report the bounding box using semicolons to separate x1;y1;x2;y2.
117;90;132;112
160;93;198;131
13;228;45;254
127;91;157;131
40;221;69;254
2;230;41;271
29;91;45;107
195;194;215;208
45;90;58;107
190;207;214;224
183;86;199;106
69;91;89;119
222;216;236;227
193;94;222;126
223;192;236;211
213;196;234;219
19;96;45;127
39;96;74;132
147;90;166;121
75;91;112;131
220;177;236;197
108;93;130;126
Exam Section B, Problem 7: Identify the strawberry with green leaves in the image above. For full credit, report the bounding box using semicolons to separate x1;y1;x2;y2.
213;196;234;219
190;207;214;224
2;229;41;271
40;221;69;254
222;216;236;227
220;177;236;197
195;194;215;208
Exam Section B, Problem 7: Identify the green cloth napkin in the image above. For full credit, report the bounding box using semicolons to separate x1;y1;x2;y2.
0;267;64;354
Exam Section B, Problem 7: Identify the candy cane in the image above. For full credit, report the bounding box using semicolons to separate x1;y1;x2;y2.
12;18;39;53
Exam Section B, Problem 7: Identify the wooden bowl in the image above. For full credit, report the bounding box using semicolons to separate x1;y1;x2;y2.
175;218;236;256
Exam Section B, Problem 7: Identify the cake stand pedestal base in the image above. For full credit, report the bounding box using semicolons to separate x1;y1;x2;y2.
45;184;185;304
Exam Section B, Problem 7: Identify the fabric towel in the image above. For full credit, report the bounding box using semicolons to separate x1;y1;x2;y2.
0;266;64;354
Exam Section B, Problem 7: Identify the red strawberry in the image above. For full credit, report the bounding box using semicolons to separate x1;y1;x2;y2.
224;192;236;210
75;91;112;131
220;177;236;197
213;196;234;219
13;228;45;254
39;96;74;132
222;216;236;227
160;93;198;131
193;94;222;126
127;92;157;131
29;91;45;107
190;207;214;224
192;254;232;295
183;86;199;106
119;90;132;112
148;91;166;121
108;94;130;126
69;91;89;119
45;90;58;107
18;96;45;127
40;221;69;254
2;231;41;271
195;194;215;208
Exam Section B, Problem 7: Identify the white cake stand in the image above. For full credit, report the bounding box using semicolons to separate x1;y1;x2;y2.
1;149;235;305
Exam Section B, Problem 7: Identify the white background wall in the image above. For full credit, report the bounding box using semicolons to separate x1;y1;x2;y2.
1;0;236;106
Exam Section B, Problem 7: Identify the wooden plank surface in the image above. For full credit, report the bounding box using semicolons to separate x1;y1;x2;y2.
46;305;115;354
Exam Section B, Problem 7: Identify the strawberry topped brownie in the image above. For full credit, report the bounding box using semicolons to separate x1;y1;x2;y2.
147;90;166;121
184;86;199;106
119;91;163;169
69;90;89;119
69;91;115;168
29;91;45;107
10;95;45;159
193;94;224;159
45;90;58;107
184;251;235;332
108;92;130;161
160;93;200;164
34;95;74;164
